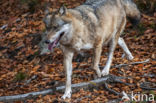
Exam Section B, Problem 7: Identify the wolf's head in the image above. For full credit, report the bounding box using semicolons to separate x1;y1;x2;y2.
39;6;73;55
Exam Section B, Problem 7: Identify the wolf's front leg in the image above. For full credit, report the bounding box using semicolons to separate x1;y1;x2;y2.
92;41;103;77
62;48;74;99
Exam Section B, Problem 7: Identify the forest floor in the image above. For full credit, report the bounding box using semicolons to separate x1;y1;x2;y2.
0;0;155;102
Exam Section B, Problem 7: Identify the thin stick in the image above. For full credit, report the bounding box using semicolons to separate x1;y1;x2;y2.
114;59;150;68
104;82;120;95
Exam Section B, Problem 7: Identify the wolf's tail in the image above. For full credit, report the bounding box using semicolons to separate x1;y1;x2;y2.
121;0;141;25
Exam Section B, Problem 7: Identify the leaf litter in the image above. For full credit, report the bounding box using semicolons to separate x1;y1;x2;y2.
0;0;155;102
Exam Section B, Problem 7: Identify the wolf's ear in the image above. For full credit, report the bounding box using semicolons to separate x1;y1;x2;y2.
59;5;67;15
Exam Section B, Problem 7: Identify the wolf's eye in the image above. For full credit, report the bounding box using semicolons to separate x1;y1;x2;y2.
53;26;58;29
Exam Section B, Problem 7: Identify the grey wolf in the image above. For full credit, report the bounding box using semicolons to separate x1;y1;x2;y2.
39;0;140;99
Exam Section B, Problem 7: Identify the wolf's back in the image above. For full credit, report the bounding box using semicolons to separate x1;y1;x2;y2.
85;0;140;25
121;0;141;25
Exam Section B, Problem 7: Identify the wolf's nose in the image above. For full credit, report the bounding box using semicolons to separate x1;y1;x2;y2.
45;40;50;44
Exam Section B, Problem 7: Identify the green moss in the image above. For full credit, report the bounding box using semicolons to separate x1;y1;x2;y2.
14;72;27;81
137;23;146;35
149;23;156;30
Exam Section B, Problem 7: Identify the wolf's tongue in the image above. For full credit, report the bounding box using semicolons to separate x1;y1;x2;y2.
47;32;64;51
48;40;57;51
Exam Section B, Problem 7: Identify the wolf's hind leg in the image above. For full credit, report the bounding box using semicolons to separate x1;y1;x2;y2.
102;17;127;76
118;37;134;60
102;38;117;76
92;40;103;77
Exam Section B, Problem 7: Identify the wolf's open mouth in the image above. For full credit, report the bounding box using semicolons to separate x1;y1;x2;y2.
48;32;64;51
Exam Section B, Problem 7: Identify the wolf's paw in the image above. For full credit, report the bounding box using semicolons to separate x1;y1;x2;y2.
93;67;101;78
127;55;134;60
122;53;134;60
102;69;109;76
96;69;101;78
61;91;71;99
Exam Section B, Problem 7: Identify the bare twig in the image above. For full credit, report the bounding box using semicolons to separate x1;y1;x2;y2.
0;13;29;30
140;86;156;90
74;95;92;102
82;59;150;69
0;24;8;30
140;82;156;90
114;59;150;68
104;82;120;95
143;73;156;78
0;18;21;30
114;79;132;86
21;75;37;87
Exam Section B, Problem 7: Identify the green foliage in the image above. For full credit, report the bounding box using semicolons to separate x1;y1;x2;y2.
132;100;136;103
149;90;156;100
137;23;146;35
149;22;156;30
14;72;28;81
133;35;137;39
34;51;40;56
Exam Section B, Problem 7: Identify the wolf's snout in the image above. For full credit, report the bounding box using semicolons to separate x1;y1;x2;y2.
45;40;50;44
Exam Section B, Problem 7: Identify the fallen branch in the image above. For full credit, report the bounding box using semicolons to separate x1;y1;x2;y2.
80;59;150;69
114;59;150;68
0;76;110;102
